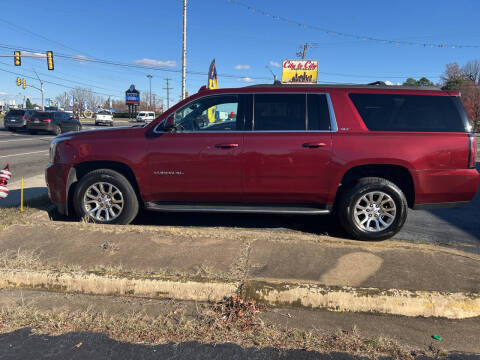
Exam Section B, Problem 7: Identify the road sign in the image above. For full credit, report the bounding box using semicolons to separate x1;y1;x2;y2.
125;84;140;105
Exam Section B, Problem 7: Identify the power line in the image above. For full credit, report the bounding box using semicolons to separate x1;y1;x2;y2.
0;42;441;81
226;0;480;49
0;66;117;97
0;42;271;80
0;60;120;93
0;16;98;58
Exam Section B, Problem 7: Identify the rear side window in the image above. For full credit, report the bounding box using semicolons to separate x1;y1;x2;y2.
349;94;467;132
252;94;332;131
254;94;305;131
307;94;331;131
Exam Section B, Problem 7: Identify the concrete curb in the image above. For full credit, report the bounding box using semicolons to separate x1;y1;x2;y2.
0;269;479;319
242;280;480;320
0;269;238;303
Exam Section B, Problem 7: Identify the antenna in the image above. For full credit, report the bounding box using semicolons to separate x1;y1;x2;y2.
265;65;280;84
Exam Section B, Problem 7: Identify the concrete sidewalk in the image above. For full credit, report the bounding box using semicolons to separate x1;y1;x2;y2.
0;215;479;319
0;174;47;207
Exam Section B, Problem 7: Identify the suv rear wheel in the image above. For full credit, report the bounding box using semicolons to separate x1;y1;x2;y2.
73;169;139;225
337;177;408;241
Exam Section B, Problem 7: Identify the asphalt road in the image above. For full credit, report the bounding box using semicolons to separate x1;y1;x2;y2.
0;121;128;182
1;328;477;360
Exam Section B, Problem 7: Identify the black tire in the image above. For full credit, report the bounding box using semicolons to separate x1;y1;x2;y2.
336;177;408;241
54;125;62;135
73;169;139;225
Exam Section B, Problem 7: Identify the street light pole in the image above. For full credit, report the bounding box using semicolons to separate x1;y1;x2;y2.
181;0;187;100
147;74;153;111
33;69;44;111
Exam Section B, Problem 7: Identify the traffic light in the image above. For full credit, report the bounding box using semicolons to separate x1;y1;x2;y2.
14;51;21;66
46;51;54;70
16;77;21;86
22;79;26;89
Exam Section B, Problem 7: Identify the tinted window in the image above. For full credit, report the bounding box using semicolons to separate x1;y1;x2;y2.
254;94;305;131
349;94;467;132
174;95;239;131
6;110;25;117
307;94;331;131
33;112;51;120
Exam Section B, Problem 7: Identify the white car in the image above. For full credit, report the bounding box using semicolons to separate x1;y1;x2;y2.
136;111;155;123
95;110;114;126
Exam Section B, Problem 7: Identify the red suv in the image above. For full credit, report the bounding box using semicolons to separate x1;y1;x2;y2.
46;84;479;240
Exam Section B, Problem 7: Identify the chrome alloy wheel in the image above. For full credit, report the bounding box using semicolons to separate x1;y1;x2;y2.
353;191;397;232
83;182;124;222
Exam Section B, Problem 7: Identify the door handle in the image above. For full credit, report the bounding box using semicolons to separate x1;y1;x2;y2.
215;143;239;149
302;142;327;148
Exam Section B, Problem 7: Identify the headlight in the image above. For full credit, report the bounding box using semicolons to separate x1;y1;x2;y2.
49;136;72;163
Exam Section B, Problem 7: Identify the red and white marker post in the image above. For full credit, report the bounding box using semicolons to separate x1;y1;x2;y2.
0;164;12;199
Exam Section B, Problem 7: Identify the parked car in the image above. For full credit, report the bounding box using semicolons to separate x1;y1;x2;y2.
136;111;155;123
3;109;38;131
27;111;82;135
95;110;114;126
46;84;479;240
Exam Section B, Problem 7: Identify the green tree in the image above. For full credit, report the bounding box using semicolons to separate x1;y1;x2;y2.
403;77;434;87
25;98;33;109
417;77;434;86
403;78;418;86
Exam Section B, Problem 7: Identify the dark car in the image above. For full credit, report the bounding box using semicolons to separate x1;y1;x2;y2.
46;83;479;240
27;111;82;135
3;109;38;131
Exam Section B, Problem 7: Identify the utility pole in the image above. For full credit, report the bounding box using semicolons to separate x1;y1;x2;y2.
147;74;153;110
33;69;45;111
163;78;172;110
181;0;187;100
296;43;308;60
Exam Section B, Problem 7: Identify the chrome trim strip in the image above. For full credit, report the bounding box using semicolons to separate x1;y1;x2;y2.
325;93;338;132
145;202;330;215
152;92;338;134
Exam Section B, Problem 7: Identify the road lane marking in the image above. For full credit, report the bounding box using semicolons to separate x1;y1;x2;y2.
0;137;53;143
0;150;49;158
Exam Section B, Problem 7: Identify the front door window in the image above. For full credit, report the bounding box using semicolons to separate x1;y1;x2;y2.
173;95;239;132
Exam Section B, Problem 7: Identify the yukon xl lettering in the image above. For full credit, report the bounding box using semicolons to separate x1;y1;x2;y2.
46;84;479;240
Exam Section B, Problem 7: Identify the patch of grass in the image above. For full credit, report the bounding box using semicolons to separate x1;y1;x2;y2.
0;195;51;231
0;301;416;360
0;248;233;283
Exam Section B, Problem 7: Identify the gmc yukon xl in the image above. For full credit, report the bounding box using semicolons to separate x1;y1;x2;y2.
46;84;479;240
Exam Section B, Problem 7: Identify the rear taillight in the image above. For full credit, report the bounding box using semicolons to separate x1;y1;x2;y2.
468;134;476;168
42;118;52;123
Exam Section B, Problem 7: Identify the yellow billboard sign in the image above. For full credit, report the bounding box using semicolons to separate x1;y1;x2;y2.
281;60;318;84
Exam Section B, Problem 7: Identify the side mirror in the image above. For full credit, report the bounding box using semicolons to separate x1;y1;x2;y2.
163;115;176;132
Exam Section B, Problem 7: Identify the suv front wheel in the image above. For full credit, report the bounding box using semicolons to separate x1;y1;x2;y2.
337;177;408;241
73;169;139;225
